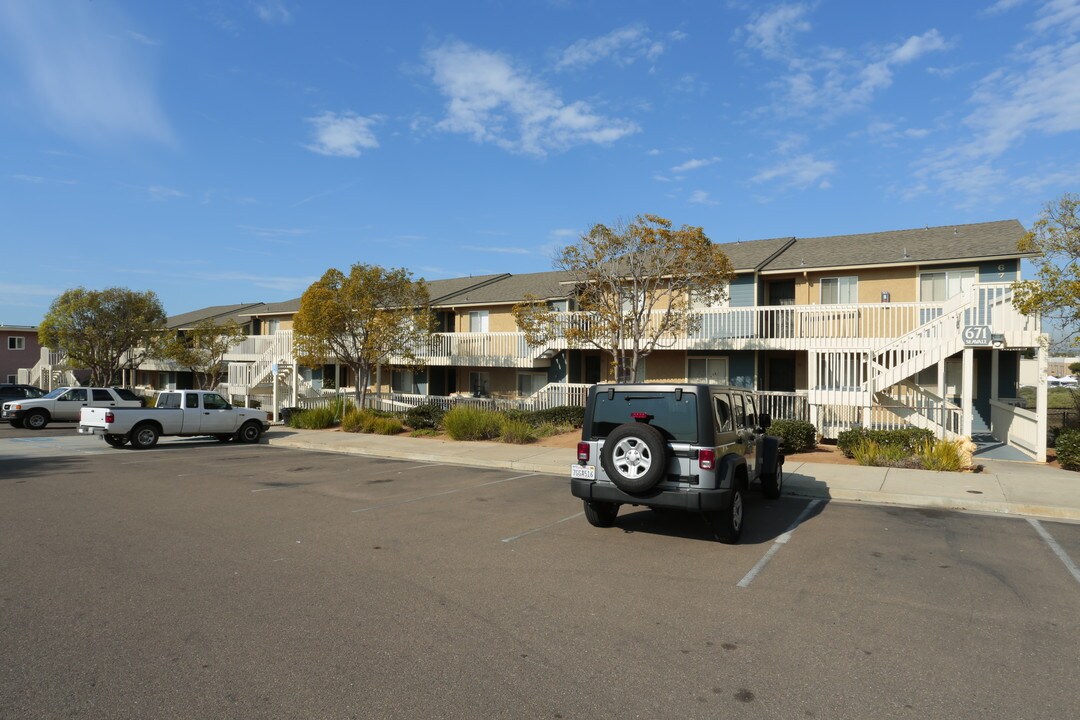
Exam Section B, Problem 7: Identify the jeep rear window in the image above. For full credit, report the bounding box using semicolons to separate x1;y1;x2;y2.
591;392;698;443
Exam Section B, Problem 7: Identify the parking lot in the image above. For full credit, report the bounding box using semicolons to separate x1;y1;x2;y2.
2;430;1079;719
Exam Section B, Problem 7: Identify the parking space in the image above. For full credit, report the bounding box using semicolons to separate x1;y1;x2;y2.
2;439;1078;719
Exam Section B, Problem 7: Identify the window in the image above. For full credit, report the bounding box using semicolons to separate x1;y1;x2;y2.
714;394;733;432
61;388;87;402
732;393;747;429
468;310;489;333
92;389;113;402
920;269;975;302
820;276;858;304
688;357;729;385
8;336;25;350
186;393;200;409
517;372;547;398
203;393;229;409
5;374;15;384
265;318;281;335
469;371;490;397
158;393;181;409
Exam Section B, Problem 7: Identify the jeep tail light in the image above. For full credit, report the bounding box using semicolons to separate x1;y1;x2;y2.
105;411;114;424
698;449;715;470
577;442;590;462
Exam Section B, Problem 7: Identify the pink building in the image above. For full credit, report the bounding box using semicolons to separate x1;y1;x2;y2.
0;325;41;385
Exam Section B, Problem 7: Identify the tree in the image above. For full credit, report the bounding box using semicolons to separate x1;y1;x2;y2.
292;264;434;406
1013;193;1080;347
513;214;735;382
162;318;247;390
39;287;168;387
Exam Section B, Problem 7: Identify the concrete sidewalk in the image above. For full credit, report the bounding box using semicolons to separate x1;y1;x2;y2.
266;428;1080;522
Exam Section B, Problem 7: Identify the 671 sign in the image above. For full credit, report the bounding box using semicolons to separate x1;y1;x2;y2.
962;325;992;346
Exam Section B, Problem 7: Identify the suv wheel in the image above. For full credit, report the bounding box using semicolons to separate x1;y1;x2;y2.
601;423;668;493
24;410;49;430
583;500;619;528
707;482;745;544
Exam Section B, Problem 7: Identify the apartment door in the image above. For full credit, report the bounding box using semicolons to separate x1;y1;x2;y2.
768;357;796;392
766;280;796;338
584;355;601;384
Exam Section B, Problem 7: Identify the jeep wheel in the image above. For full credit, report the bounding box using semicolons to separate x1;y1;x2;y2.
707;484;745;544
583;500;619;528
103;434;126;448
760;467;782;500
601;422;668;494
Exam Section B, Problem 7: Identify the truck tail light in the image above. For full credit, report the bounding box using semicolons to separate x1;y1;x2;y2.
577;442;590;462
105;411;114;424
698;449;716;470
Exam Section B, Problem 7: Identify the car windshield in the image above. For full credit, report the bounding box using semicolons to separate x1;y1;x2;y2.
592;391;698;443
42;388;68;399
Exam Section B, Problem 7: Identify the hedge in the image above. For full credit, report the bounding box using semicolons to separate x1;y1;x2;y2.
768;419;817;453
1056;428;1080;471
837;427;935;458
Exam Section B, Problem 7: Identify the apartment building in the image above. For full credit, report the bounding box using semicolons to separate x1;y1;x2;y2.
2;324;41;385
20;219;1048;459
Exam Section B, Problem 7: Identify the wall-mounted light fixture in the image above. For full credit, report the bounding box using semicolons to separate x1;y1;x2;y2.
880;291;891;303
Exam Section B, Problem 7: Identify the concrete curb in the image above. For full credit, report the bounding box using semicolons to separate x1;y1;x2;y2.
267;434;1080;524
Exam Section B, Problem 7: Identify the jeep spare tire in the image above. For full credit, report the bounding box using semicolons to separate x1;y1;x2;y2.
601;422;668;494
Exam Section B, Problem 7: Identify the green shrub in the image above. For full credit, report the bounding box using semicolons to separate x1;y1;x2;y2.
341;409;371;433
916;439;964;472
838;427;934;457
444;406;502;441
768;419;817;453
1056;428;1080;470
288;406;338;429
499;417;538;444
536;421;575;438
371;417;404;435
527;405;585;428
409;428;440;438
406;403;445;430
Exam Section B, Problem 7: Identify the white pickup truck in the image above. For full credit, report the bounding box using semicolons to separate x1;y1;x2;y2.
78;389;271;449
3;386;143;429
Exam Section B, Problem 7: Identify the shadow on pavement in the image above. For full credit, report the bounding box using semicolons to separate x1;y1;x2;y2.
0;454;86;480
612;494;829;546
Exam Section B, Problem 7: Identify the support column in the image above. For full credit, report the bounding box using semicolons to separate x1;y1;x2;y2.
1037;342;1048;463
271;365;279;423
961;347;974;438
991;349;1000;402
290;366;298;408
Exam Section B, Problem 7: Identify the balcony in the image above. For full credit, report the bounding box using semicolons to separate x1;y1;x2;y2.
388;332;546;368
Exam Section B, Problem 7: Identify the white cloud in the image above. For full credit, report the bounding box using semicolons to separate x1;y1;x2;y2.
192;271;316;293
425;41;639;156
986;0;1030;13
238;225;312;239
671;156;721;173
9;174;77;185
740;3;812;59
913;20;1080;203
1032;0;1080;32
127;30;159;46
752;154;836;189
252;1;292;24
549;228;579;239
688;190;718;205
740;4;950;119
888;29;949;64
555;24;665;71
304;111;380;158
0;0;173;145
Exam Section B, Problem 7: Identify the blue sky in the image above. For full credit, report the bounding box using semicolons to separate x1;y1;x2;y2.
2;0;1079;326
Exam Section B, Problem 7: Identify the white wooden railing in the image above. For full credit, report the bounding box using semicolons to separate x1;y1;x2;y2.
990;399;1039;458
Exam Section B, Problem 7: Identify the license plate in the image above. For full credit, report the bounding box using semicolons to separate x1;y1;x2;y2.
78;426;99;435
571;464;595;480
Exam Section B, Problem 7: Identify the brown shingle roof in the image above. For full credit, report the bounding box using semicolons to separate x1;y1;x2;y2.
167;303;267;330
433;270;573;306
761;220;1031;272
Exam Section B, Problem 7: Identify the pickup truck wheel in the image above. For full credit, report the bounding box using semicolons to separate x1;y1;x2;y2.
214;434;234;442
103;434;126;448
601;422;668;494
582;500;619;528
130;424;160;449
706;481;745;545
24;410;49;430
237;421;263;444
8;419;24;428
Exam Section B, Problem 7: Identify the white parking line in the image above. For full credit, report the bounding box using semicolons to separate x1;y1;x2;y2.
501;512;585;543
351;473;539;514
737;499;821;588
1027;518;1080;586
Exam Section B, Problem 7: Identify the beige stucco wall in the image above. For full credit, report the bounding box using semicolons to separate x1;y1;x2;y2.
450;306;518;333
640;351;685;382
791;266;918;304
